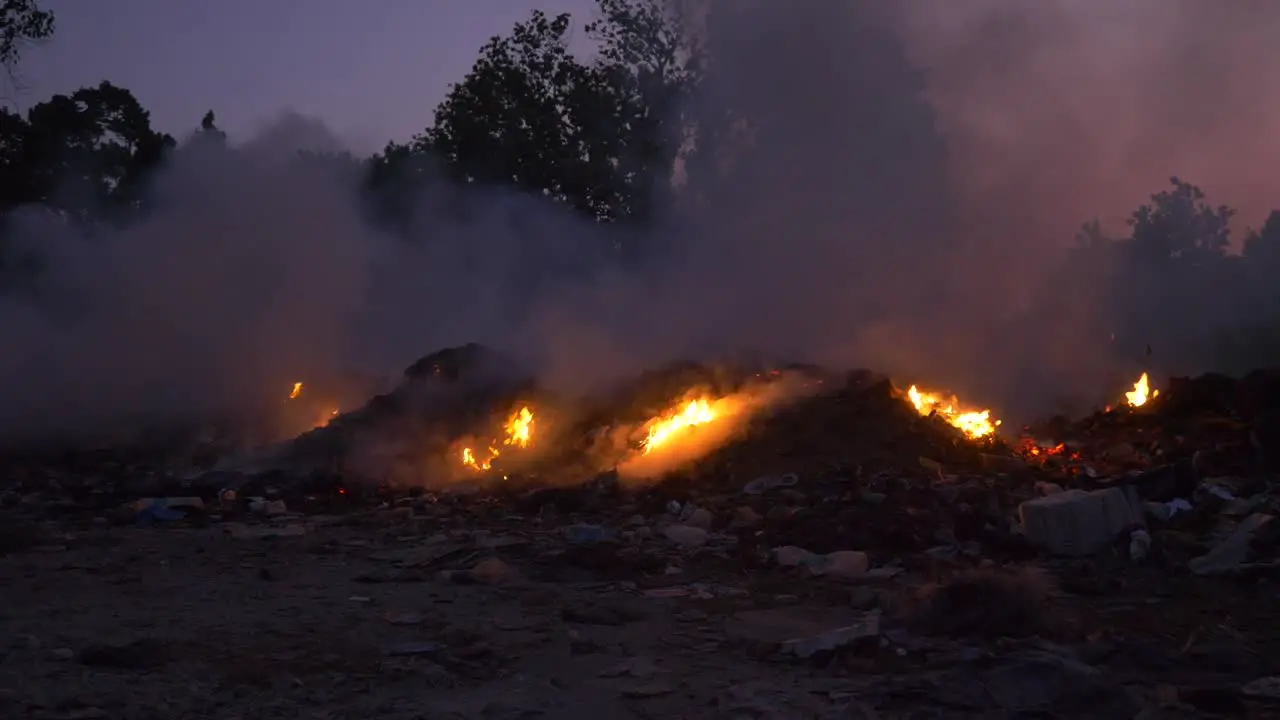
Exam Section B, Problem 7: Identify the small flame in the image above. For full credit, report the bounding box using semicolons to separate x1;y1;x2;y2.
288;382;303;400
641;398;717;453
461;406;535;472
906;385;1000;439
1124;372;1158;407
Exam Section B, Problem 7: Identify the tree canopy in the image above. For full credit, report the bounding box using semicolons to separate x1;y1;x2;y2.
3;0;1280;374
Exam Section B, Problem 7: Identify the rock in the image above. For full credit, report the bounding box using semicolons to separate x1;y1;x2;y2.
684;507;714;530
774;545;814;567
1019;487;1143;556
1189;513;1274;575
663;525;708;548
731;506;762;528
809;550;870;580
469;558;519;585
981;453;1027;473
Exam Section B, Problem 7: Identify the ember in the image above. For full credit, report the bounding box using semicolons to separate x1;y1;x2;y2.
288;382;303;400
461;405;535;472
905;384;1000;439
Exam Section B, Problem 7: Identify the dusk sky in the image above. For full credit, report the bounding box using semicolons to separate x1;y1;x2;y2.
19;0;596;153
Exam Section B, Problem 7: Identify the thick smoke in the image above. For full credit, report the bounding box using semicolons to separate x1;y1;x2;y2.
2;0;1279;439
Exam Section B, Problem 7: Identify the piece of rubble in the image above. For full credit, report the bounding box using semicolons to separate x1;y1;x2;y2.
663;525;709;548
773;546;870;579
1189;513;1274;576
723;607;881;660
225;523;307;540
742;473;798;495
468;557;520;585
1019;487;1143;556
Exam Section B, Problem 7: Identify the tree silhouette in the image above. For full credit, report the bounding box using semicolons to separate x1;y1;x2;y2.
0;0;53;69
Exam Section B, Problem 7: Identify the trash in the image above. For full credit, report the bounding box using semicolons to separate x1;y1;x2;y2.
1019;487;1144;556
564;524;616;544
1189;513;1274;575
723;606;881;660
132;497;204;525
1241;676;1280;698
742;473;799;495
1128;528;1152;561
248;498;288;516
225;523;307;540
773;546;869;579
383;642;446;657
136;505;186;524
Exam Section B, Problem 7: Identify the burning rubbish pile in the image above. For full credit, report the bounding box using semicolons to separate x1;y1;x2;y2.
5;344;1280;581
5;345;1280;716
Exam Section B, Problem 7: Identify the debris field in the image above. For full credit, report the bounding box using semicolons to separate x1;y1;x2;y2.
2;346;1279;719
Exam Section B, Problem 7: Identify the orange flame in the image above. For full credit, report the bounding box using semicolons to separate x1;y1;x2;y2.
1124;372;1158;407
906;384;1000;439
641;398;717;454
288;382;303;400
461;406;535;472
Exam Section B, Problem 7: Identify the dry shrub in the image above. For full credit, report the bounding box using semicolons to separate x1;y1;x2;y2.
905;565;1058;639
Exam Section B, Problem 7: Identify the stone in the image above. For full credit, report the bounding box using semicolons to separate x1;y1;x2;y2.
663;525;709;548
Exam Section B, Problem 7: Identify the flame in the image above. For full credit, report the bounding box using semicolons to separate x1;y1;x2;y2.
906;384;1001;439
1124;372;1158;407
461;406;535;472
288;382;303;400
641;398;717;453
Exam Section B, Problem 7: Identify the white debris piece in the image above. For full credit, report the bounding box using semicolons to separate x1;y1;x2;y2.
1019;487;1143;556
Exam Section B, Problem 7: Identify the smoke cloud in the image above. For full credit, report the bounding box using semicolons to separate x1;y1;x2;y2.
2;0;1279;439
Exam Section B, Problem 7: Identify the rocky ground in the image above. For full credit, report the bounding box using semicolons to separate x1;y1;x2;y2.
2;472;1278;720
3;360;1280;718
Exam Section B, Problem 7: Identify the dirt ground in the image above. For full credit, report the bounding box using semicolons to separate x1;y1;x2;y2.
2;504;1277;720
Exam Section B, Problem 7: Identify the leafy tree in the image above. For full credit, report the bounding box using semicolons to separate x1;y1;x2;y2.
424;2;697;227
428;11;614;218
0;0;53;71
1243;210;1280;265
364;138;443;235
16;81;174;221
1126;177;1234;264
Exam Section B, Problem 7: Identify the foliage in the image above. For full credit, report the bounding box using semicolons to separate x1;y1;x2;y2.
0;81;174;221
0;0;53;70
4;0;1280;375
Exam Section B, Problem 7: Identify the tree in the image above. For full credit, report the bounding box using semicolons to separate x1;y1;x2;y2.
1127;177;1234;264
424;2;697;227
1;0;54;92
586;0;701;222
9;82;174;221
428;11;612;217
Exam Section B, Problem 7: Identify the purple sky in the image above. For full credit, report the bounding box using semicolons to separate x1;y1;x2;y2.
20;0;596;153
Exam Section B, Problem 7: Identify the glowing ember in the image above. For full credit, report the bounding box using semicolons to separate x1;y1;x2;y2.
906;384;1000;439
641;398;717;453
1124;372;1158;407
288;382;303;400
461;406;536;472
